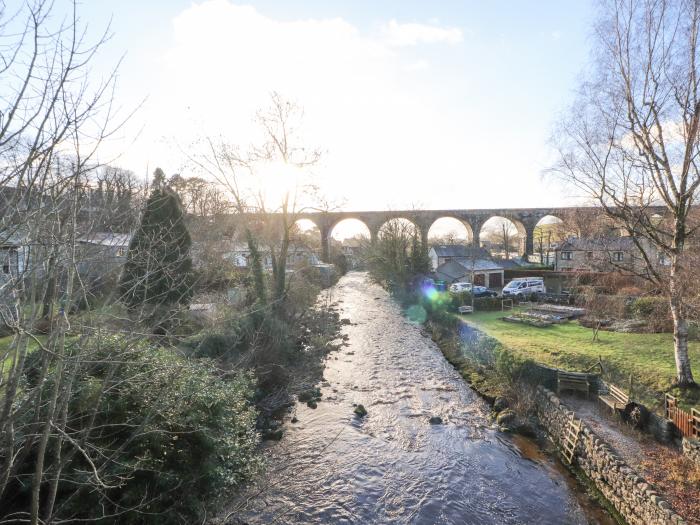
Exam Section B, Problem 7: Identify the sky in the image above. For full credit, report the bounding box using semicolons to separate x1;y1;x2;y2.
55;1;596;214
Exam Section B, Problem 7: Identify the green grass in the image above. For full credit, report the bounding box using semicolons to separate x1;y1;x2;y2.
461;309;700;409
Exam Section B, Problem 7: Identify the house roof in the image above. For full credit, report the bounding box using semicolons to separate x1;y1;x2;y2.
78;233;131;247
556;236;636;252
431;244;490;258
434;258;504;281
451;257;505;271
498;257;530;269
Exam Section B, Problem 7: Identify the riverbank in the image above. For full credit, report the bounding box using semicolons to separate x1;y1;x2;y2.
220;273;614;524
462;309;700;409
429;313;697;524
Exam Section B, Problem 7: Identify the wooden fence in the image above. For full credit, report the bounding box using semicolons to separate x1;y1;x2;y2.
664;394;700;438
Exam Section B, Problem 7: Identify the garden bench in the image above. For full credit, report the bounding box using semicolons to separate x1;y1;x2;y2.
598;383;629;413
458;305;473;314
557;371;592;399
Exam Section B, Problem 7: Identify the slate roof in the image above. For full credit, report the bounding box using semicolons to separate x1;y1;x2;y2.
556;236;637;251
78;233;132;247
434;258;504;282
431;244;490;258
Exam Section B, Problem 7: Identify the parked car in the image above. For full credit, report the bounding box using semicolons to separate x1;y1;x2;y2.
449;282;472;293
502;277;545;298
472;285;498;298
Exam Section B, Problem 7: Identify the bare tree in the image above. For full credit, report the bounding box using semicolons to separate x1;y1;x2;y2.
481;219;518;259
551;0;700;386
188;92;321;306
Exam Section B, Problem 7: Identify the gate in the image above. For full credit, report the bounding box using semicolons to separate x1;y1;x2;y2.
665;394;700;438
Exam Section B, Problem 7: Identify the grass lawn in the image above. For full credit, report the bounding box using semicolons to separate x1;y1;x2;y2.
460;309;700;409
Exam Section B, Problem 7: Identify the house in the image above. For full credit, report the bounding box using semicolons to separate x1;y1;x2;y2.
554;236;661;272
341;237;367;269
76;233;132;286
428;245;491;271
0;228;31;280
223;241;320;270
433;257;505;288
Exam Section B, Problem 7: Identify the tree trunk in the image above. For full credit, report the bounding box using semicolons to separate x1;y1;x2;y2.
245;228;266;304
669;271;695;387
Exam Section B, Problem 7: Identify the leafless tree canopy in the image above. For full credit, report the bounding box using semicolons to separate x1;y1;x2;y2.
552;0;700;385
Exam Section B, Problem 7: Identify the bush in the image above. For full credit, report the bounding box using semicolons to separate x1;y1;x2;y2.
192;331;242;358
629;296;671;332
9;337;261;524
473;297;503;311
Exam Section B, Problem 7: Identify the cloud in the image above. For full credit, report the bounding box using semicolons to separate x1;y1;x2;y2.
111;1;563;210
404;59;430;71
381;19;463;47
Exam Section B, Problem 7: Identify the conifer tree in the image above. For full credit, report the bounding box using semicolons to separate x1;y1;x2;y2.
119;168;193;308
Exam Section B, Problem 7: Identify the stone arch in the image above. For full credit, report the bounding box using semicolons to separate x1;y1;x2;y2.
329;218;372;241
532;214;565;265
377;217;422;240
289;218;323;267
479;215;527;258
426;216;474;244
326;218;372;269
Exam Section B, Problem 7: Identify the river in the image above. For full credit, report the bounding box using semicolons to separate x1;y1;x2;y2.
224;272;613;525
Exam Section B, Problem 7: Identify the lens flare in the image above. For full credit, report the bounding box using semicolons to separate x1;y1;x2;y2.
406;304;427;324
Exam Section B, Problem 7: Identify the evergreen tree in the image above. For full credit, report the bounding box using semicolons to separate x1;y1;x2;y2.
409;232;431;275
119;169;193;308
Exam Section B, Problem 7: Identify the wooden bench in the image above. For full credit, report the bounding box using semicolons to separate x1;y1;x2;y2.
458;305;473;314
557;371;592;399
598;383;630;413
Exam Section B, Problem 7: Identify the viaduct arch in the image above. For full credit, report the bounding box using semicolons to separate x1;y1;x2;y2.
254;206;666;262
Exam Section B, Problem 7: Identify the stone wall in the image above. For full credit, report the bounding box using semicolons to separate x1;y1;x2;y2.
682;438;700;467
535;386;685;525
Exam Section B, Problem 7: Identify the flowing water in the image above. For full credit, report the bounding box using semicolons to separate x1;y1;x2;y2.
225;272;614;525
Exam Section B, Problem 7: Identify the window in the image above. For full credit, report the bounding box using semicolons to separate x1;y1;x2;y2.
613;251;624;262
116;247;126;257
586;251;593;259
561;251;573;260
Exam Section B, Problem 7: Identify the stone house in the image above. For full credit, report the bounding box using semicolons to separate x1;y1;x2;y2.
553;236;663;273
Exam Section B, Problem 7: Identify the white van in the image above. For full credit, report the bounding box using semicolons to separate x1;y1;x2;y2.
502;277;545;298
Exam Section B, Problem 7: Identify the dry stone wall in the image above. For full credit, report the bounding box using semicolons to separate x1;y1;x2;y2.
535;386;686;525
682;438;700;467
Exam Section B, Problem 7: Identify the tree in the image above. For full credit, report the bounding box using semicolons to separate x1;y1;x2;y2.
188;92;320;306
552;0;700;386
481;219;518;258
119;169;193;309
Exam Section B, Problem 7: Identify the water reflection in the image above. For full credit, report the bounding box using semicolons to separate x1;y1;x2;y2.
224;272;613;525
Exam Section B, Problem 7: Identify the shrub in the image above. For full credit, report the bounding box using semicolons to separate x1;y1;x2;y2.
473;297;503;311
192;331;242;358
630;296;672;332
9;337;261;524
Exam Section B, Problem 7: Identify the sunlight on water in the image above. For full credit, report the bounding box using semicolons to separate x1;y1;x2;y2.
224;272;614;525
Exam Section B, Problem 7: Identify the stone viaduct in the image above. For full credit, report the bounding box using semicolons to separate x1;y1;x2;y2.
293;207;576;262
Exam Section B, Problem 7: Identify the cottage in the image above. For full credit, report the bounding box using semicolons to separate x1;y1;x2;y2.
428;245;492;271
433;257;505;288
553;236;660;273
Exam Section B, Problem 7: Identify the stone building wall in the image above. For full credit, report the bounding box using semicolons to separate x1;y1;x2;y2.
535;386;685;525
